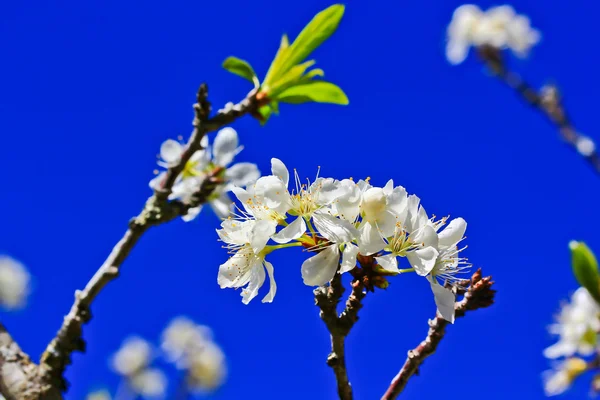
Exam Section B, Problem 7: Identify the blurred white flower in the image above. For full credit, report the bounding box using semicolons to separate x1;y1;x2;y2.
111;336;152;377
544;288;600;359
130;368;167;398
543;358;587;396
86;390;111;400
161;317;227;393
0;256;30;310
150;127;260;221
575;135;596;157
187;341;227;392
161;316;212;366
446;4;540;64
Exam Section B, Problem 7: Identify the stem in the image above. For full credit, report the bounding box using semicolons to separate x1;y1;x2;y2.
397;268;415;274
381;269;495;399
477;45;600;175
315;273;366;400
263;242;304;253
305;216;317;238
34;85;263;395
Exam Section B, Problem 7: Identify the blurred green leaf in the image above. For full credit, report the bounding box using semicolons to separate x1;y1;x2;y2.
263;4;345;88
277;81;349;105
222;56;259;88
570;240;600;305
257;104;274;125
263;34;290;90
268;60;316;98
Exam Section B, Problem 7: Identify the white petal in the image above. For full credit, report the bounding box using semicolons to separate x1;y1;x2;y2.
543;341;576;359
446;40;470;65
407;246;439;276
218;253;251;289
149;172;166;190
241;258;266;304
231;186;250;204
253;175;291;214
160;139;183;164
358;222;386;255
377;210;400;238
430;281;456;323
340;244;359;273
413;225;439;249
250;220;277;253
182;205;203;222
375;254;399;273
313;213;358;243
272;216;306;244
311;178;344;205
271;158;289;187
213;127;239;166
386;185;408;217
382;179;394;195
262;261;277;303
301;245;340;286
438;217;467;248
209;193;233;219
226;163;260;187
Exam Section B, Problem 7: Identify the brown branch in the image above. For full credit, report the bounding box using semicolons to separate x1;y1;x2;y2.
0;85;262;400
315;272;366;400
381;269;496;400
477;45;600;175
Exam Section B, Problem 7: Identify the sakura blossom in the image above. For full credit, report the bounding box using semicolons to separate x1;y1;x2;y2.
446;4;540;64
0;256;30;310
216;158;473;322
150;127;260;221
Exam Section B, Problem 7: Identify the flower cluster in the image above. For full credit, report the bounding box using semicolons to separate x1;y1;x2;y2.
110;336;167;398
216;158;470;322
150;127;260;221
0;256;30;310
446;4;540;65
161;317;227;393
543;287;600;395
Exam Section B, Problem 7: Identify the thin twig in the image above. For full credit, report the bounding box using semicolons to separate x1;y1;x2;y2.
381;269;495;400
315;272;366;400
477;45;600;175
33;85;262;395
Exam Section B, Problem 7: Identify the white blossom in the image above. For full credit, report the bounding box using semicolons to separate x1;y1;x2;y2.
161;316;212;366
0;256;30;310
86;391;111;400
217;158;473;321
150;127;260;221
428;217;469;323
446;4;540;64
544;287;600;359
216;219;276;304
129;368;168;398
161;317;227;392
543;358;587;396
110;336;152;377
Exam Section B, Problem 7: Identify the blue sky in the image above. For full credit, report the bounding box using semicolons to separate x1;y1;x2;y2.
1;0;599;398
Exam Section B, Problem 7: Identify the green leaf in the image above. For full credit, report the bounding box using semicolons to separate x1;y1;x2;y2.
256;104;274;125
263;34;291;90
570;240;600;305
222;56;259;88
277;81;349;105
268;60;316;98
264;4;344;87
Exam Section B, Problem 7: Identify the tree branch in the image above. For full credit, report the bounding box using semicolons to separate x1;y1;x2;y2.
381;269;496;400
315;273;366;400
0;85;262;400
477;45;600;175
